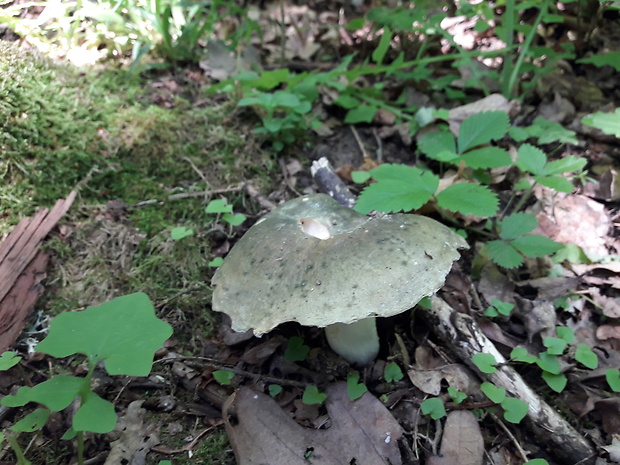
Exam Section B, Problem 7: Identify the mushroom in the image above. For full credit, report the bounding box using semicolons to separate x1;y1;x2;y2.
211;194;468;366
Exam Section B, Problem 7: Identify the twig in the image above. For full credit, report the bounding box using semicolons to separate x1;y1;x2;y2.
182;156;210;187
491;412;529;462
310;157;356;209
350;125;370;160
132;185;244;208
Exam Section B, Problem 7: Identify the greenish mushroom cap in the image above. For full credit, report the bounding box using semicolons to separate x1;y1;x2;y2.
211;194;468;335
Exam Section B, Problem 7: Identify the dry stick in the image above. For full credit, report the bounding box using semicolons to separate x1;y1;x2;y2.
426;296;597;465
310;157;356;209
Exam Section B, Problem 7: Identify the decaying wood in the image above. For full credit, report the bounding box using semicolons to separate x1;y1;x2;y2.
310;157;356;209
0;191;76;352
425;296;597;465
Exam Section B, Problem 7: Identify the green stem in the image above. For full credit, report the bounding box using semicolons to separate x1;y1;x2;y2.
7;433;31;465
500;0;515;97
76;431;85;465
511;183;537;214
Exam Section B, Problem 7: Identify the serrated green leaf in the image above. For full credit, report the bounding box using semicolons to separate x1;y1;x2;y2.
509;126;530;142
534;175;575;193
384;362;404;383
302;385;327;405
511;234;562;258
543;337;567;355
536;351;561;374
531;117;578;145
510;347;537;363
420;397;446;419
575;343;598;369
461;147;512;169
577;52;620;71
556;326;574;343
346;373;368;400
205;199;233;214
500;397;528;423
481;381;506;403
354;165;438;214
457;111;509;153
499;213;537;240
213;370;235;385
485;240;523;269
472;353;498;373
606;368;620;392
73;391;117;433
435;183;498;217
517;144;547;176
1;376;85;411
417;129;457;161
372;26;392;64
345;105;377;124
36;293;173;377
582;108;620;138
543;156;586;175
284;336;310;362
541;371;567;393
11;408;51;432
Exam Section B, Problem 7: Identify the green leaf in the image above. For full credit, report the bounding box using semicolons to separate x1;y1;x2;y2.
420;397;446;419
498;213;537;240
492;299;514;316
346;373;368;400
208;257;224;267
1;376;85;411
575;344;598;369
517;144;547;176
284;336;310;362
334;94;360;109
460;147;512;169
347;17;365;30
213;370;235;385
486;240;523;269
543;337;567;355
302;385;327;405
577;52;620;71
525;460;550;465
11;408;51;432
417;130;457;161
457;111;509;153
544;156;587;175
534;175;575;193
447;387;467;404
205;199;233;214
510;347;536;363
435;183;499;217
556;326;574;343
221;213;246;226
372;26;392;64
345;105;377;124
0;351;21;371
481;381;506;403
511;235;562;258
36;293;173;377
351;171;371;183
73;391;117;433
530;117;578;145
472;353;497;374
171;226;194;240
582;108;620;137
268;384;283;397
606;369;620;392
354;164;438;214
541;371;567;393
384;362;404;383
536;351;561;375
500;397;528;423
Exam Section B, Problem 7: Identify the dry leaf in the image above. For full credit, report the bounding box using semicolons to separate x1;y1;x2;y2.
105;401;160;465
427;411;484;465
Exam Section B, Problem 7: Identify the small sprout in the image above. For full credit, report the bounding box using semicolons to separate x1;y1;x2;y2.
447;387;467;404
221;213;246;226
575;344;598;369
208;257;224;267
541;371;567;393
484;299;514;317
268;385;283;397
556;326;574;343
500;397;528;423
535;352;561;375
605;369;620;392
346;373;368;401
481;382;506;404
421;397;446;419
384;362;404;383
213;370;235;385
170;226;193;240
302;385;327;405
472;353;498;374
543;337;567;355
284;336;310;362
509;347;537;364
0;351;21;371
205;199;233;214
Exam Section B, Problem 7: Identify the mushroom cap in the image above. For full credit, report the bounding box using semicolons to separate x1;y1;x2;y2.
211;194;468;335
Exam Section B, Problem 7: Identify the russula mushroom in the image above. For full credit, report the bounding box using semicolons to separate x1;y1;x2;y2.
211;194;468;366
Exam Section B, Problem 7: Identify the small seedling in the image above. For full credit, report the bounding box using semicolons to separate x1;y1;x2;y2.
447;387;467;404
384;361;404;383
170;226;194;240
420;397;446;420
575;344;598;369
284;336;310;362
268;384;283;397
213;370;235;385
346;373;368;401
509;347;537;364
483;299;514;318
205;198;246;227
302;385;327;405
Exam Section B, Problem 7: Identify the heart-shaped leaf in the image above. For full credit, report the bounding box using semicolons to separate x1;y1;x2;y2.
346;373;368;401
481;382;506;403
500;397;528;423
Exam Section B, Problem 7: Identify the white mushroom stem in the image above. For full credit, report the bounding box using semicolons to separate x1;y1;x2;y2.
324;317;380;366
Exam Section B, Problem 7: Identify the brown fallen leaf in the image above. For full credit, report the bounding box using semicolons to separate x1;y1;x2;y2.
224;382;403;465
427;411;484;465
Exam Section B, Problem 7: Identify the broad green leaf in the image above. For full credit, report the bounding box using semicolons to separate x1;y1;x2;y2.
354;165;438;214
346;373;368;400
543;337;567;355
517;144;547;176
384;362;404;383
582;108;620;138
1;376;85;411
511;234;562;257
417;130;457;161
606;369;620;392
457;111;509;153
541;371;567;393
536;351;561;375
372;26;392;64
345;105;377;124
222;213;246;226
500;397;528;423
543;156;586;175
556;326;574;343
510;347;536;364
420;397;446;419
486;240;522;269
575;344;598;369
351;171;371;183
0;351;21;371
73;391;117;433
472;353;497;374
498;213;537;240
534;175;575;193
213;370;235;385
36;293;173;377
302;385;327;405
11;408;51;432
171;226;193;240
460;147;512;169
268;384;283;397
577;52;620;71
284;336;310;362
208;257;224;267
435;183;499;217
272;91;301;108
481;381;506;403
205;199;233;214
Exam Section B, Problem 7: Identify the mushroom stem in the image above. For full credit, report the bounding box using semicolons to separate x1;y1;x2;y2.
324;318;380;366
